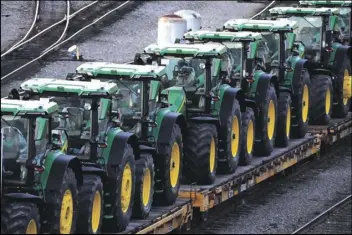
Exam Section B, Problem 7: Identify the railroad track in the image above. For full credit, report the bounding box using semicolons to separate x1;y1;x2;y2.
1;0;132;82
292;195;352;234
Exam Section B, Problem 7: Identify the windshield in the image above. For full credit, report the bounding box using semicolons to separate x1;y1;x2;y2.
222;42;242;76
289;16;322;50
338;8;351;39
50;97;109;139
1;115;29;184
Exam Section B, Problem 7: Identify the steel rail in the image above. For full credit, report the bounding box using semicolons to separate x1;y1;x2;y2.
1;1;131;82
292;194;352;234
1;1;98;58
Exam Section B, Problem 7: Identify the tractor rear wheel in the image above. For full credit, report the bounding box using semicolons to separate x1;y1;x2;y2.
154;124;183;206
218;99;241;173
291;69;311;138
254;84;277;156
239;108;255;166
1;202;40;234
51;167;79;234
332;56;351;118
77;175;104;234
276;92;292;147
132;153;155;219
184;123;218;184
103;144;135;232
309;74;333;125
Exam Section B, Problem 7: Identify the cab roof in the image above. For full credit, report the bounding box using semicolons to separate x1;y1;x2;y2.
269;7;340;16
1;98;59;116
144;42;228;57
76;62;167;78
20;78;118;96
184;30;263;42
299;1;352;7
223;18;298;32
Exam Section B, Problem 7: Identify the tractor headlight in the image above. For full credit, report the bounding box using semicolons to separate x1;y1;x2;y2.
132;122;142;138
199;96;205;109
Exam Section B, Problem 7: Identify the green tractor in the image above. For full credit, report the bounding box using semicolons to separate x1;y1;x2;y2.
299;0;352;46
269;6;351;120
223;18;311;138
142;42;246;183
1;98;83;234
72;62;183;207
183;30;283;163
18;78;144;233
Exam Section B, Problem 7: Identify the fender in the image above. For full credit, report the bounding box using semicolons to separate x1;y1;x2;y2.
46;154;83;192
3;193;44;205
278;86;292;95
333;46;351;74
310;68;335;78
107;131;140;169
139;144;157;156
220;88;245;128
292;58;308;95
157;112;186;156
81;165;107;181
254;73;271;108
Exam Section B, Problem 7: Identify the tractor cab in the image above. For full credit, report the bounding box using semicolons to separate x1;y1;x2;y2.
1;99;59;187
143;42;231;114
183;30;267;90
19;78;118;161
73;62;168;144
269;7;342;66
223;18;299;83
299;1;351;45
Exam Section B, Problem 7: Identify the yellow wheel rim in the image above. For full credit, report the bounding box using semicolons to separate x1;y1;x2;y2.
142;168;151;207
325;88;331;115
26;219;37;234
267;100;276;140
302;85;309;122
209;137;216;173
121;163;132;213
343;69;351;105
231;116;239;157
91;191;102;233
286;105;291;138
170;143;180;188
247;120;254;154
60;189;73;234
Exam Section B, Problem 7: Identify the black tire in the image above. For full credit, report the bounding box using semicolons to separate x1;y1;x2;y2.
291;69;311;138
239;108;255;166
332;56;351;118
254;83;277;156
103;144;135;232
132;153;155;219
50;167;79;234
154;124;183;206
218;99;241;173
309;74;333;125
77;175;104;234
275;92;292;147
1;202;40;234
184;123;218;184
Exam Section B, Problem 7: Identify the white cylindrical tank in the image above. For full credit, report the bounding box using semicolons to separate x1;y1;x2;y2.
174;10;201;32
157;14;187;45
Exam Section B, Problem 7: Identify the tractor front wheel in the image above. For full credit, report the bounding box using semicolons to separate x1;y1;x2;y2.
132;153;155;219
254;84;277;156
1;202;40;234
104;144;135;232
332;56;351;117
184;123;218;184
77;175;104;234
218;99;242;173
291;69;311;138
309;74;333;125
239;108;255;166
276;92;292;147
154;124;183;206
